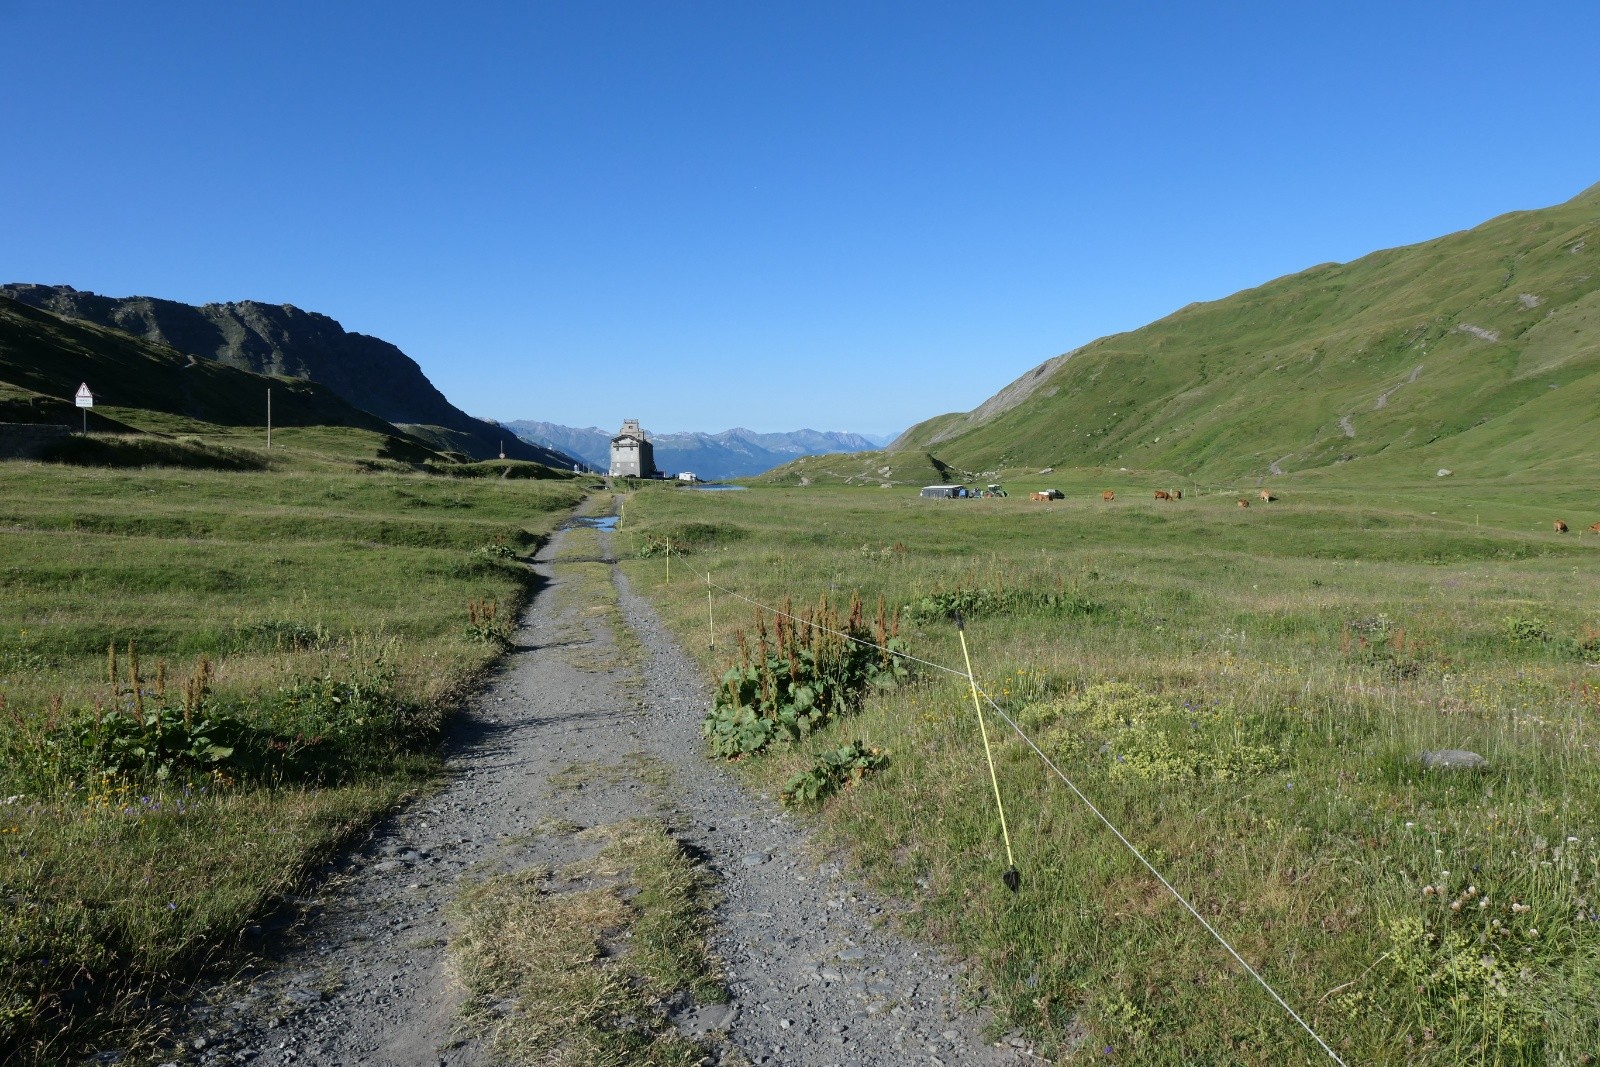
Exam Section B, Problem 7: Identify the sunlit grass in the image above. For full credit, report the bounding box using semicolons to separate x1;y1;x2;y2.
621;479;1600;1065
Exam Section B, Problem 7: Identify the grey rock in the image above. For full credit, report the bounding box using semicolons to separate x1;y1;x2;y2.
680;1002;738;1034
1419;748;1488;770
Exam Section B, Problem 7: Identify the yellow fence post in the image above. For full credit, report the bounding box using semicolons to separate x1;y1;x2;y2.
957;613;1020;892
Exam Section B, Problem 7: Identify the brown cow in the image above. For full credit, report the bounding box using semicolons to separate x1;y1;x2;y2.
1172;489;1182;499
1554;520;1569;533
1030;492;1050;502
1590;521;1600;534
1101;490;1115;501
1259;489;1277;502
1237;499;1251;508
1154;490;1172;501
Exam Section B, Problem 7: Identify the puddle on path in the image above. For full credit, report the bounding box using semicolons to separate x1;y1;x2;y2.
569;514;620;530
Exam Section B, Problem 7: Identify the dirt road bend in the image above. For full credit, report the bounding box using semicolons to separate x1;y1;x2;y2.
169;519;1030;1067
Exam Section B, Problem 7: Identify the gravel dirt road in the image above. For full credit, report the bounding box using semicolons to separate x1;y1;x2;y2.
167;518;1032;1067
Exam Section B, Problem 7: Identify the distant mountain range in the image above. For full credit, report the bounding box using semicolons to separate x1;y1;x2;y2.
0;283;577;466
506;421;892;479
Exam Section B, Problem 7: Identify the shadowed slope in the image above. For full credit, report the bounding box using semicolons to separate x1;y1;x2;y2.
0;284;578;466
0;296;429;443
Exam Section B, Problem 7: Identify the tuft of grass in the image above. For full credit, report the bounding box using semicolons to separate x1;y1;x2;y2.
448;819;723;1065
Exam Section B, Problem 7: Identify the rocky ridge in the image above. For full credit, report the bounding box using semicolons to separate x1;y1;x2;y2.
0;284;574;465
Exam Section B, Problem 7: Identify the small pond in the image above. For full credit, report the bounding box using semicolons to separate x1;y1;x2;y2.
686;485;747;492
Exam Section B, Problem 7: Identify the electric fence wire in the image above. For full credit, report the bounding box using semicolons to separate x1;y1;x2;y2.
692;567;1350;1066
978;690;1350;1067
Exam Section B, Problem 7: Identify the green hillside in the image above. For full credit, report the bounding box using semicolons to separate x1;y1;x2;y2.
0;296;444;460
891;182;1600;481
753;448;955;488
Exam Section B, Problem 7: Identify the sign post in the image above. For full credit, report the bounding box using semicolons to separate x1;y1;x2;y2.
74;383;93;435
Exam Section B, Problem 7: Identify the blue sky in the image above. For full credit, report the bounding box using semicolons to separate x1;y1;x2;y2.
4;2;1597;436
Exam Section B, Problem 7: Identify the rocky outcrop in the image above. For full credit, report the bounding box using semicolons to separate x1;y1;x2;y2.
888;348;1079;450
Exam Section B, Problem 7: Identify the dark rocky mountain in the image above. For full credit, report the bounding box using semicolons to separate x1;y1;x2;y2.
0;295;438;459
0;283;576;466
505;420;886;479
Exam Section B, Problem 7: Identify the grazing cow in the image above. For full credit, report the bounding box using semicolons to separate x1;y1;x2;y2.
1590;521;1600;534
1102;490;1115;501
1237;499;1251;508
1173;489;1182;499
1259;489;1277;502
1554;520;1569;533
1030;492;1050;502
1154;490;1172;501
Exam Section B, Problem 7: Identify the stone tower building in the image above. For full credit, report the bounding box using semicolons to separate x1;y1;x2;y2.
608;418;657;478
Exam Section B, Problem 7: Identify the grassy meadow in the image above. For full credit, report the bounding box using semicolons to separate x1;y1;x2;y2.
620;475;1600;1065
0;452;588;1063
